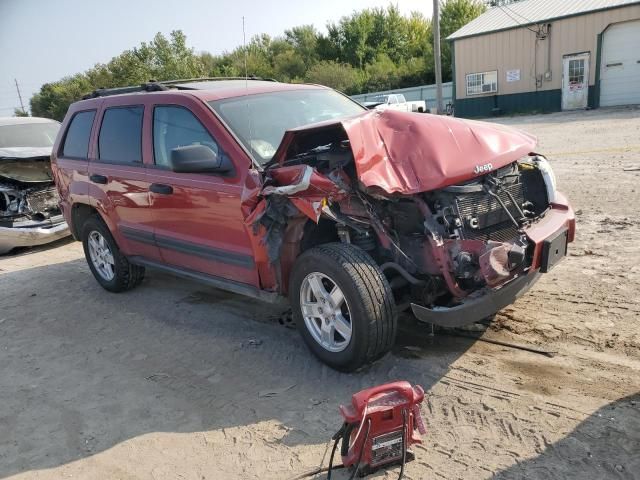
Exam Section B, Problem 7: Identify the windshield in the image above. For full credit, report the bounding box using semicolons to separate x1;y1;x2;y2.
0;122;60;148
374;95;390;103
209;88;365;164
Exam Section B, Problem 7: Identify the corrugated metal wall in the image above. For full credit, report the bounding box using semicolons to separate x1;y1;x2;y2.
453;4;640;99
351;83;453;107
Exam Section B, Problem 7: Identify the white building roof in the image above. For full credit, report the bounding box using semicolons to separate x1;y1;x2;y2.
448;0;640;40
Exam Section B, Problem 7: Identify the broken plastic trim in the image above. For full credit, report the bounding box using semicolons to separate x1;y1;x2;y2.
265;165;313;196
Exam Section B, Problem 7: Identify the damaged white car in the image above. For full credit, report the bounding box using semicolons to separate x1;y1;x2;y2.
0;117;69;254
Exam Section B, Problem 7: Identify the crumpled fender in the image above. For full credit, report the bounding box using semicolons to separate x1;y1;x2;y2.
262;165;348;222
241;164;349;291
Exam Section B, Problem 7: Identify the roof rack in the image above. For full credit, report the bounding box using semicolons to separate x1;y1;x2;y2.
82;76;277;99
160;76;277;87
82;82;169;99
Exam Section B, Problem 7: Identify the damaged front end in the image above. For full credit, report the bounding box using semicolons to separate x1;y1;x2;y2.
246;110;575;326
0;156;69;254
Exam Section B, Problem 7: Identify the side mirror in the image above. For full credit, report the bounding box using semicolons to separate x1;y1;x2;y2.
169;144;233;174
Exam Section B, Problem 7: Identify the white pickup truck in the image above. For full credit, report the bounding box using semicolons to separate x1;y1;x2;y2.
363;94;427;113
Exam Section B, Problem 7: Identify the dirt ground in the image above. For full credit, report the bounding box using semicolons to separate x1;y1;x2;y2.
1;107;639;480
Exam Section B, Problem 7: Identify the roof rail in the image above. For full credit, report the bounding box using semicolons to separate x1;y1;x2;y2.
81;76;277;99
82;82;169;99
161;76;277;89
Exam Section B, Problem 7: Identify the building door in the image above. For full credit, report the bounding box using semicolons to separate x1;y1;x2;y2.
600;20;640;107
562;53;590;110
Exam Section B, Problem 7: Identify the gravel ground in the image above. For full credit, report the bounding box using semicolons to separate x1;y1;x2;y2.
1;107;639;480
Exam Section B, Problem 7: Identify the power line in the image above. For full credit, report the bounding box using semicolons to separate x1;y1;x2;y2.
502;2;536;24
14;79;26;113
497;5;540;34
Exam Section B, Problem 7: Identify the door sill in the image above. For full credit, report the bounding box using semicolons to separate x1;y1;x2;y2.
128;256;286;304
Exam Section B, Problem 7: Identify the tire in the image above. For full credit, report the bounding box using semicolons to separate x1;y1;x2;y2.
289;243;396;372
81;215;145;293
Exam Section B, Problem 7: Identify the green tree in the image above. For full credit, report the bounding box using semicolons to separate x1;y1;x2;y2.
304;61;362;94
29;4;486;119
13;108;29;117
30;31;206;120
438;0;486;81
284;25;318;67
364;53;398;91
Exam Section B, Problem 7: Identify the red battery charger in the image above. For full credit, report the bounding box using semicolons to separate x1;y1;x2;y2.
328;381;426;479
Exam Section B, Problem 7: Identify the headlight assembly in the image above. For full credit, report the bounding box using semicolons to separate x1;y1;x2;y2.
533;155;557;204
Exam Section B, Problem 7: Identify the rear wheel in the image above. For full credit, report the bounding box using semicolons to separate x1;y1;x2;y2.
290;243;396;372
81;215;145;292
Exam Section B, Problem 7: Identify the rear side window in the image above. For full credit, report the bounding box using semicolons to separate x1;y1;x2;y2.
153;106;219;168
62;110;96;159
98;106;143;164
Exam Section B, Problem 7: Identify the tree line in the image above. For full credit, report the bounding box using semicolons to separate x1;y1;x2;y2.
30;0;485;120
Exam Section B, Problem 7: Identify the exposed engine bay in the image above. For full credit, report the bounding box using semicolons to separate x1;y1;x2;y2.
0;158;62;227
248;111;571;316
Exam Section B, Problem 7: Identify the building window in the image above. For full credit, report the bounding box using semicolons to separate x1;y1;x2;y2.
466;71;498;96
568;59;585;85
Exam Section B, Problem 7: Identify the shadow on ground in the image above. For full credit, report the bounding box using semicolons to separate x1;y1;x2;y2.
494;393;640;480
0;259;476;478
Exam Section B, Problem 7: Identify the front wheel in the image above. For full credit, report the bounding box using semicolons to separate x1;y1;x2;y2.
289;243;397;372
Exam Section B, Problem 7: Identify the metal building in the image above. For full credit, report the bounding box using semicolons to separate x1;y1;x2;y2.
448;0;640;117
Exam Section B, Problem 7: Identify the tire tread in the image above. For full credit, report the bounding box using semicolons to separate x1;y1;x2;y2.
294;242;396;370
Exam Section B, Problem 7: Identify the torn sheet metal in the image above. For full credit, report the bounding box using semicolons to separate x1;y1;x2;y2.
242;163;348;285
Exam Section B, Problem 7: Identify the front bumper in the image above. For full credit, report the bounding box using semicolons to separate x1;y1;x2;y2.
411;271;541;327
0;215;70;254
411;191;575;327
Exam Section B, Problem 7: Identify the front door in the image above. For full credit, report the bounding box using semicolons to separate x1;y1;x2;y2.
146;103;258;287
562;52;590;110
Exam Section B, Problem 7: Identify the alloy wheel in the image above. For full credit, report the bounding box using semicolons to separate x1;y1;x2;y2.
299;272;352;352
87;230;115;281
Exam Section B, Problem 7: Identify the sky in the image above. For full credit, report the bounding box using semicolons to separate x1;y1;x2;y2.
0;0;433;115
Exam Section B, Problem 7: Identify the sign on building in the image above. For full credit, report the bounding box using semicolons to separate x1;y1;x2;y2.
506;69;521;82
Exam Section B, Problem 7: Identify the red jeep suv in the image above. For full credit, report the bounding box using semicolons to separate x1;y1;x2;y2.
52;79;575;371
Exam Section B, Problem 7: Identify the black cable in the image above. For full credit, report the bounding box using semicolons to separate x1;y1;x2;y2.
347;418;371;480
326;435;341;480
398;409;408;480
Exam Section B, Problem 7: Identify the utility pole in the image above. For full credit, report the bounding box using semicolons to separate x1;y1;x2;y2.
433;0;443;114
14;79;26;115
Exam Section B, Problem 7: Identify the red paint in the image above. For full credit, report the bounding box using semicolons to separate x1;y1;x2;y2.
52;81;574;318
275;109;537;195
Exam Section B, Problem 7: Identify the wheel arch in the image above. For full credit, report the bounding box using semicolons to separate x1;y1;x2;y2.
279;217;341;296
70;203;114;241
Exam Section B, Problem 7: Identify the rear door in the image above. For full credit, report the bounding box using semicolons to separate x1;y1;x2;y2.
145;99;258;286
88;100;160;260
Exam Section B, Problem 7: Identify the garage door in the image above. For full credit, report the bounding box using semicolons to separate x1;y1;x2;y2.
600;20;640;107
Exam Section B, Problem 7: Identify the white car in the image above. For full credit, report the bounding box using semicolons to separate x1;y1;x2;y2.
364;94;427;113
0;117;69;254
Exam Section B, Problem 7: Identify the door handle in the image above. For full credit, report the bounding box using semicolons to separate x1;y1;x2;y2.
89;174;108;184
150;183;173;195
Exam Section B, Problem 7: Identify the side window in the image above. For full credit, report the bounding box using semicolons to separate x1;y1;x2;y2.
98;106;143;164
62;110;96;159
153;106;219;168
389;95;398;104
397;94;406;103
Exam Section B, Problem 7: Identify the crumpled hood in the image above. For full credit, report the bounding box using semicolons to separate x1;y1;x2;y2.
0;147;53;183
341;110;537;194
274;110;537;196
0;146;52;160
